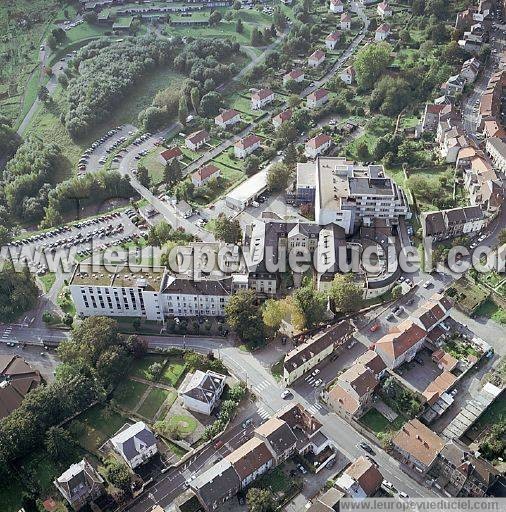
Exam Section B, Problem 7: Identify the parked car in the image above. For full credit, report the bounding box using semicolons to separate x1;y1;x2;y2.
281;390;292;399
359;442;375;455
297;464;307;475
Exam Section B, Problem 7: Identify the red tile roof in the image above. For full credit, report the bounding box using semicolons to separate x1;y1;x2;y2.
306;133;331;148
252;88;274;101
326;31;341;41
274;109;293;124
285;68;304;80
193;164;220;182
309;50;325;61
186;129;209;145
235;134;261;149
215;109;240;124
375;320;426;359
308;89;329;101
160;147;182;162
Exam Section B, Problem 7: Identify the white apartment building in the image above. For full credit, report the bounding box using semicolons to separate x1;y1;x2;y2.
313;157;411;234
486;137;506;172
69;264;232;321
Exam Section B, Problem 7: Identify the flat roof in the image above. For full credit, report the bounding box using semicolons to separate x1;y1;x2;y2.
70;263;165;291
226;168;268;204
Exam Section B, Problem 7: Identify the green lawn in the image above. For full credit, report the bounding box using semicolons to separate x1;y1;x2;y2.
114;379;149;411
160;357;187;387
138;388;170;419
140;149;166;185
129;355;167;381
72;404;126;453
360;408;404;436
474;398;506;430
166;414;198;437
38;272;56;293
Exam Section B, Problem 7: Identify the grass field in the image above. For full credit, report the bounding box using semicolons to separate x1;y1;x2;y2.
129;354;167;381
74;405;126;453
0;0;71;126
360;408;404;436
160;357;187;387
25;66;185;171
474;299;506;325
38;272;56;293
138;388;170;419
114;379;149;411
166;414;198;436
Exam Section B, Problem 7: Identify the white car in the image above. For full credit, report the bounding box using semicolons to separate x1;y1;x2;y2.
383;480;394;490
311;368;320;377
281;390;291;399
314;379;323;387
398;492;409;499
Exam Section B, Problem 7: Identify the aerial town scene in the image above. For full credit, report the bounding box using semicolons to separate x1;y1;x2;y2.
0;0;505;511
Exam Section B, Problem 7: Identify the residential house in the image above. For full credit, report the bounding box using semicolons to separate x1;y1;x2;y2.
375;23;390;41
482;120;506;139
460;57;480;84
326;31;341;50
185;129;210;151
341;12;352;30
0;355;42;420
335;457;383;498
423;371;457;406
455;7;477;31
486;137;506;172
327;363;379;420
181;370;226;415
54;459;104;511
410;293;453;333
421;206;489;241
420;104;445;134
442;74;466;97
191;164;221;188
251;88;274;110
432;350;458;372
374;320;427;369
110;421;158;469
307;488;344;512
234;134;261;159
225;438;274;488
329;0;344;14
308;50;326;67
273;109;293;129
305;134;332;158
215;109;241;129
283;68;305;85
433;439;502;497
159;146;183;165
377;1;392;18
283;321;354;385
340;66;355;85
254;417;298;464
392;419;444;474
175;200;193;219
355;350;387;379
307;89;329;109
190;459;241;511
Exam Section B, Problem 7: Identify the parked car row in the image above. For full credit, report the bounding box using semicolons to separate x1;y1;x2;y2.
7;212;123;248
132;132;152;146
78;127;125;172
42;224;125;251
62;19;83;31
76;233;142;258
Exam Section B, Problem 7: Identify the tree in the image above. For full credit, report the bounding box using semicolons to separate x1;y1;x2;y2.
236;18;244;34
37;85;50;103
293;284;326;330
0;265;39;322
209;10;223;26
200;92;222;117
45;426;77;464
163;159;182;187
225;290;265;347
190;87;200;114
262;298;289;332
247;488;275;512
0;226;12;247
213;213;242;243
391;284;402;300
244;155;261;176
356;141;370;161
329;274;363;313
147;221;175;247
251;27;263;47
136;164;150;188
266;162;291;192
105;460;132;492
354;42;392;90
174;180;195;201
283;143;298;168
178;96;188;126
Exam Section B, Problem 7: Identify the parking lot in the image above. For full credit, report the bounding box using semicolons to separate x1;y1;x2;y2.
6;210;145;272
77;124;136;175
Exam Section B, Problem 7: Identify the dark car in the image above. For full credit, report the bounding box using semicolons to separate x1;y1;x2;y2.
359;442;375;455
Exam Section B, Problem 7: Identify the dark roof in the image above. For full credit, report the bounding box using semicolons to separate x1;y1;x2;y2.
445;208;467;225
183;370;225;404
161;275;232;296
463;205;484;221
423;212;446;235
255;418;297;457
0;355;41;419
284;321;354;373
111;422;157;461
55;459;103;503
191;459;240;507
349;177;393;196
